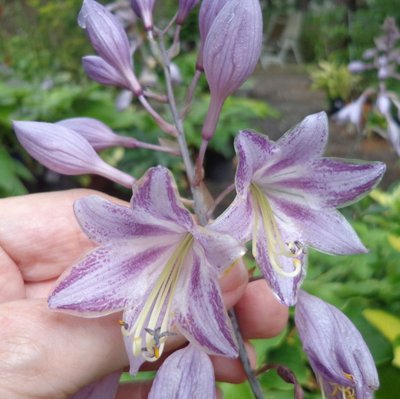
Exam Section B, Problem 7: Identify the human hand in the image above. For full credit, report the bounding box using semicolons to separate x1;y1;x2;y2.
0;190;288;399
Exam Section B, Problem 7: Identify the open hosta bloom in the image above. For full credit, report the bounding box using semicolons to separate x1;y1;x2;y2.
212;112;385;305
49;166;243;374
295;291;379;398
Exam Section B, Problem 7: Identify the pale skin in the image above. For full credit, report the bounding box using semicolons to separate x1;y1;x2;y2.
0;189;288;399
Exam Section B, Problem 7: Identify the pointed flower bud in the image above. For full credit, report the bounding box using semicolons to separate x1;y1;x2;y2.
348;61;369;73
56;117;137;151
131;0;155;31
13;121;135;188
202;0;263;141
197;0;230;71
295;291;379;399
79;0;142;94
176;0;199;25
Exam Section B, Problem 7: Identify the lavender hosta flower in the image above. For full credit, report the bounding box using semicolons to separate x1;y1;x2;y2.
176;0;199;25
376;92;391;115
295;291;379;399
212;112;385;305
348;61;373;73
197;0;230;71
57;117;136;151
131;0;155;31
148;345;216;399
48;166;244;374
333;90;373;131
13;121;134;188
79;0;142;95
201;0;263;141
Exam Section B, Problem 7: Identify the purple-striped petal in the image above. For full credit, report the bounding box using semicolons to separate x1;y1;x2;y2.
193;226;246;274
234;130;279;196
148;345;216;399
295;291;379;399
268;195;367;255
210;194;254;244
48;241;175;314
175;247;237;357
263;158;386;209
74;195;178;244
69;371;121;399
274;112;328;170
131;167;194;232
254;213;306;306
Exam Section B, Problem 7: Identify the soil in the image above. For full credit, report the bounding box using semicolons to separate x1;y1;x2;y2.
249;64;400;189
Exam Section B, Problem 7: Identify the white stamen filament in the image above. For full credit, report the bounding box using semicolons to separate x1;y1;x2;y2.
120;233;194;361
251;184;303;278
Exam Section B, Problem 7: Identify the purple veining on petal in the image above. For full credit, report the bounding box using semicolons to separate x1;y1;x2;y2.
176;247;237;357
132;167;194;231
296;291;379;398
148;345;216;399
235;130;278;196
267;193;367;255
75;195;177;244
49;243;171;313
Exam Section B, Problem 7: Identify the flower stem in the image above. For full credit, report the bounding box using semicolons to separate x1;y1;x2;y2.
229;309;265;399
157;31;263;399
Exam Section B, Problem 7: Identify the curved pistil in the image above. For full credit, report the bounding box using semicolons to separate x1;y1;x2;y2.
120;234;194;361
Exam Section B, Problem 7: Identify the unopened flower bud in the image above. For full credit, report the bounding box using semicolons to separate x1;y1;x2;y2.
202;0;262;141
13;121;135;188
197;0;230;71
295;291;379;399
57;117;137;150
79;0;142;95
176;0;199;25
131;0;155;31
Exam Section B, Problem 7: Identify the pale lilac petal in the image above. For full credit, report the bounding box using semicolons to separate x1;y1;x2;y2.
274;112;328;169
176;247;237;357
197;0;230;69
201;0;262;141
296;291;379;398
48;241;174;314
203;0;262;100
82;55;130;89
57;117;134;151
131;167;194;232
177;0;199;25
131;0;155;31
13;121;135;188
376;92;391;115
193;226;246;274
234;130;279;196
264;158;386;209
80;0;132;74
148;345;216;399
69;371;121;399
254;215;306;306
268;195;367;255
210;194;254;244
74;195;179;244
